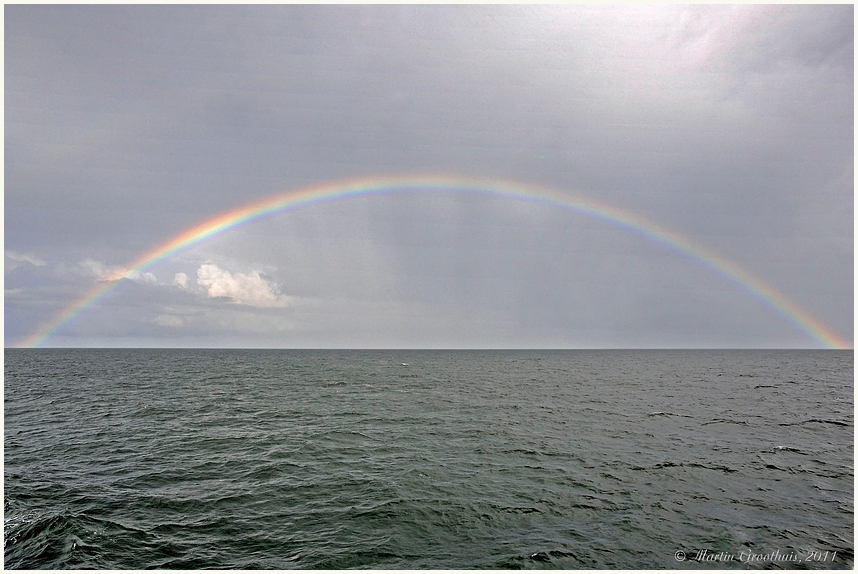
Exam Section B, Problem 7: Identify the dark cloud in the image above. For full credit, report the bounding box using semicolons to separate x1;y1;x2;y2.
5;5;852;348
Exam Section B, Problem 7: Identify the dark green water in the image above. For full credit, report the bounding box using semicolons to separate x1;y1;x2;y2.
4;349;853;569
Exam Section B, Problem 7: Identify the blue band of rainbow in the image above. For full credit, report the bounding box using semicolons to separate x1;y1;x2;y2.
19;174;851;349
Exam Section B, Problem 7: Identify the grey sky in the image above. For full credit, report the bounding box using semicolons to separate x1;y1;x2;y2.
5;5;853;348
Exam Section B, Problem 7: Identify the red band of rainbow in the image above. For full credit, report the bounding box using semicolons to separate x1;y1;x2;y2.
19;174;851;349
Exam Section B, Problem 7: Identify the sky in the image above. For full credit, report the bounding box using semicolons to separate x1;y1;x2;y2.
4;4;853;349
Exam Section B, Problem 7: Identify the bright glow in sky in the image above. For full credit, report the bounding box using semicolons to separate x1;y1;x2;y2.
5;5;853;348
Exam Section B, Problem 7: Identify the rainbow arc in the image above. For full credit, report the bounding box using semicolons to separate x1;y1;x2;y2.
19;174;851;349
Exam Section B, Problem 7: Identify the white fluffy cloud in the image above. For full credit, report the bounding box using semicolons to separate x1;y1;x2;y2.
174;272;189;289
79;258;157;284
5;250;47;271
196;263;288;308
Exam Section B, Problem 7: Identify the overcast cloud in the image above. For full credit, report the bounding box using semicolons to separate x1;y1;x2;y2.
5;5;853;348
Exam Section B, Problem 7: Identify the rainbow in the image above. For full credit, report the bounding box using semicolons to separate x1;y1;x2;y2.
19;174;851;349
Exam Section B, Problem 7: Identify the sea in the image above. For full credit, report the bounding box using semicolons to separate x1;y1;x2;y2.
4;349;853;569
